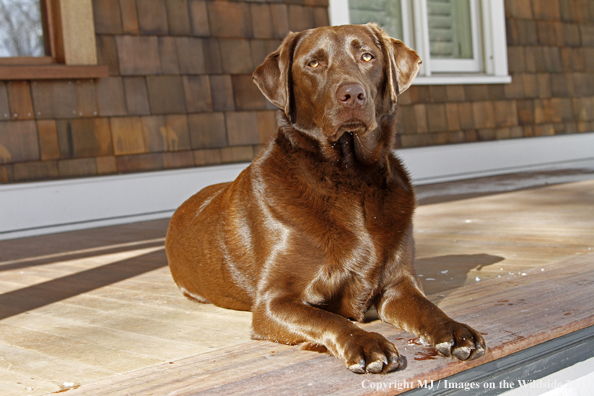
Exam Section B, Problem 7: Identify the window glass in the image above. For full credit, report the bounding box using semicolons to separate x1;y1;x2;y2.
0;0;46;57
427;0;473;59
349;0;403;40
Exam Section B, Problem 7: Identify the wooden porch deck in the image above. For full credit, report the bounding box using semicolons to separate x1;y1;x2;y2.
0;167;593;395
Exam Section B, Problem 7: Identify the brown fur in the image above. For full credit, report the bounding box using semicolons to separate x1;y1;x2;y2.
166;23;486;374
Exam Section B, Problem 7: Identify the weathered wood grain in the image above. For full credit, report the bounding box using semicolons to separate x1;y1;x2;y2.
0;178;593;395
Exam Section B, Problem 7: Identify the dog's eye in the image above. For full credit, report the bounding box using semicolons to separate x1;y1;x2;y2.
361;53;374;62
308;60;320;68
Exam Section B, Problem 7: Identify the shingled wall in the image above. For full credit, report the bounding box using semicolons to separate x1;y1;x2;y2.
0;0;593;183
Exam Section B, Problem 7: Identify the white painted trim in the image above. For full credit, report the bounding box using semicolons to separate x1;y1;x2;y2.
395;133;594;184
413;0;432;76
0;163;248;240
483;0;510;78
1;134;593;241
328;0;350;26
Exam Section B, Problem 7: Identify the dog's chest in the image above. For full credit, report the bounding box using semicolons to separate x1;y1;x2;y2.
302;186;412;319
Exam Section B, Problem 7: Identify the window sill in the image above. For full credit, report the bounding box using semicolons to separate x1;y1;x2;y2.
0;65;108;81
413;74;512;85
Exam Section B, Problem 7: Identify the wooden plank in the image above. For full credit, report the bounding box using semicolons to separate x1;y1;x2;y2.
96;35;119;76
165;0;192;36
95;156;117;175
187;112;228;149
202;39;223;73
165;114;191;151
75;79;99;117
288;4;316;32
60;0;98;65
175;37;205;74
92;0;123;34
137;0;169;35
123;76;151;116
6;81;34;120
141;115;168;152
188;0;210;36
65;253;594;395
56;118;113;159
163;151;194;169
225;111;260;146
210;75;235;111
0;120;39;163
146;76;187;114
0;82;9;120
58;158;97;178
182;75;212;113
50;80;78;119
220;146;255;163
1;163;14;183
270;4;290;39
158;37;180;75
12;161;59;182
95;77;127;116
116;153;164;173
29;80;56;119
119;0;140;34
232;74;269;111
256;110;278;144
0;65;108;80
109;117;146;155
115;36;161;76
37;119;60;160
219;39;254;74
251;4;274;39
193;148;222;166
207;1;253;38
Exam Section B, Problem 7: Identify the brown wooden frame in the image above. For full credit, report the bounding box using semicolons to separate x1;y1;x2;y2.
0;0;107;80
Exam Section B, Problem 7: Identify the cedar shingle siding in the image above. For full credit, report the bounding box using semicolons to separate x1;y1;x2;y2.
0;0;593;183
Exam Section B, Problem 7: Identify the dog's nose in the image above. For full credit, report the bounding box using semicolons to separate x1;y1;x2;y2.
336;83;366;108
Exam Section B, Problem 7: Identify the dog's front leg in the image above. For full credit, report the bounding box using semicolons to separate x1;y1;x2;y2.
376;279;486;361
252;296;402;373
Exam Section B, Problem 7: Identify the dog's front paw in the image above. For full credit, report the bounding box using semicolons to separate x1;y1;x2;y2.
422;320;486;361
339;331;403;374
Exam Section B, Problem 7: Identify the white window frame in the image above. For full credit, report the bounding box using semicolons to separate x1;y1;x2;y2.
329;0;511;85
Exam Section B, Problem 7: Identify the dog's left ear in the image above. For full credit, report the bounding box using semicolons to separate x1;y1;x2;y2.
367;23;422;102
252;32;301;117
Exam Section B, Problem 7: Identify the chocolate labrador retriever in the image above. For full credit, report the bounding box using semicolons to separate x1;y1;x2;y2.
166;23;486;374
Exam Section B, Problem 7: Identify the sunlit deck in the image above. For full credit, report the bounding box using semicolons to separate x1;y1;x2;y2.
0;166;593;395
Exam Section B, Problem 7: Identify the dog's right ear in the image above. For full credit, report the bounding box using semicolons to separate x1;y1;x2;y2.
253;32;300;117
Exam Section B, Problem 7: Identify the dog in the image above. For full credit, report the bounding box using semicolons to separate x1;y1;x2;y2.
166;23;486;374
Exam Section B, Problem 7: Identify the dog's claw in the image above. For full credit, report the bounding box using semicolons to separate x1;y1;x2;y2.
435;340;454;357
343;332;402;374
452;346;473;360
428;321;487;361
349;359;366;374
366;360;384;374
469;342;486;360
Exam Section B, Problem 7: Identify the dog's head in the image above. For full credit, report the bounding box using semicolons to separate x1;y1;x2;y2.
253;23;421;159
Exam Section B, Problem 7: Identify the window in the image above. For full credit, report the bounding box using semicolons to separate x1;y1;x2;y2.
0;0;46;58
0;0;107;80
329;0;511;85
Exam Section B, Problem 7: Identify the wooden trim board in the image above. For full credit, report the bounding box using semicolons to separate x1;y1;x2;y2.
64;253;594;395
0;65;108;80
1;133;593;240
